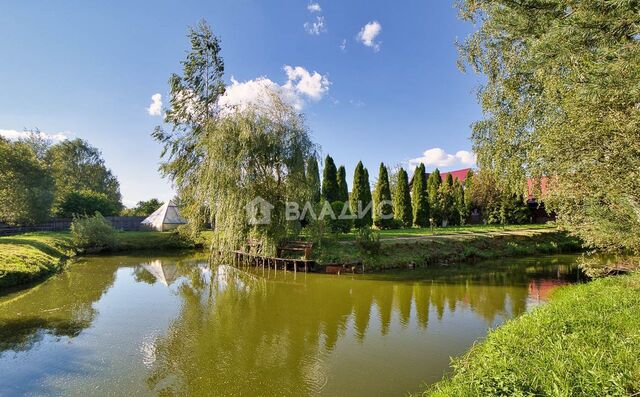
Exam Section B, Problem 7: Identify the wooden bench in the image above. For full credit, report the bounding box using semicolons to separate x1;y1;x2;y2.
277;240;313;260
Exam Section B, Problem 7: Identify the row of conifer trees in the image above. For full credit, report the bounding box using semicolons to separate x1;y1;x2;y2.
305;155;475;230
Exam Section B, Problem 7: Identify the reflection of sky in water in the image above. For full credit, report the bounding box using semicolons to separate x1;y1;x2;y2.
0;254;581;396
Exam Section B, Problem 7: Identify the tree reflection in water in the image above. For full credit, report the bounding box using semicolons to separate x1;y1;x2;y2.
146;258;579;396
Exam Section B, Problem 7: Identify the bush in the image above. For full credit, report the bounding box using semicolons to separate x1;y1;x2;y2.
70;212;117;251
355;225;381;257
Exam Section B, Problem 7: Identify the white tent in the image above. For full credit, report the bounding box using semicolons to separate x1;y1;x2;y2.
140;200;187;231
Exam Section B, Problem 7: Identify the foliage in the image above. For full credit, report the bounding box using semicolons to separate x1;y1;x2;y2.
0;137;54;225
152;20;226;230
336;165;349;202
354;225;381;260
457;0;640;253
373;163;395;229
305;157;321;204
425;273;640;396
121;198;164;217
321;155;339;203
411;164;429;227
350;161;373;229
321;200;353;234
45;138;122;213
56;189;121;217
70;212;117;251
394;167;413;227
453;179;466;225
463;170;474;222
437;174;456;227
427;168;441;224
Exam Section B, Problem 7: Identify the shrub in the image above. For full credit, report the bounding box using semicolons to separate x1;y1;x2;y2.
355;225;381;258
70;212;117;251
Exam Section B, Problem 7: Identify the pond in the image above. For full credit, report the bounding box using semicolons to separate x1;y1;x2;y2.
0;253;582;396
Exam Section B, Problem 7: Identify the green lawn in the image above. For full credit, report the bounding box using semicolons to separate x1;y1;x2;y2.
0;232;74;290
316;227;580;269
338;223;554;241
423;272;640;396
0;231;200;291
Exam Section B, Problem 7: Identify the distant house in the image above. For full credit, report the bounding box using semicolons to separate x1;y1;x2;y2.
408;167;473;189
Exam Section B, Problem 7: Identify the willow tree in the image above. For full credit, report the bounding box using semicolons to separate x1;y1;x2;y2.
191;93;315;256
458;1;640;252
154;21;316;255
153;20;226;230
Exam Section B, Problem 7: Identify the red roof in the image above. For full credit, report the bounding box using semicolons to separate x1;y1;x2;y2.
440;168;472;183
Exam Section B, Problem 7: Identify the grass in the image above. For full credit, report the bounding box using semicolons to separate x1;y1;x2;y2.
316;227;582;269
0;231;201;291
337;223;554;241
0;233;74;290
423;272;640;396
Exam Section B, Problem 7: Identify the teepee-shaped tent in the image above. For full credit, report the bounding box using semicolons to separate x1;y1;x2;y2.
141;200;187;231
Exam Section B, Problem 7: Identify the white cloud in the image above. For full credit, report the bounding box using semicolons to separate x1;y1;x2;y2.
339;39;347;51
408;148;476;169
307;2;322;12
357;21;382;52
304;16;326;35
0;129;69;142
147;93;163;116
219;65;330;111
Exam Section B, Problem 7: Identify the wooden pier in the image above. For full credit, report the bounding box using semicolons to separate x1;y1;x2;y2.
232;250;316;272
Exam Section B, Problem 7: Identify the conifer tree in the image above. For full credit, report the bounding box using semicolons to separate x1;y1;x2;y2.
306;157;321;203
362;167;373;227
427;168;442;225
350;161;372;228
321;155;339;202
336;165;349;202
438;174;455;227
453;179;466;225
394;167;413;227
373;163;394;229
411;164;429;227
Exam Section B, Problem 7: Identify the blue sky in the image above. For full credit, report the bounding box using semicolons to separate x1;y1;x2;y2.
0;0;482;206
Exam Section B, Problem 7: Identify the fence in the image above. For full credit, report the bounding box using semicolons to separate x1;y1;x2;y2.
0;216;146;236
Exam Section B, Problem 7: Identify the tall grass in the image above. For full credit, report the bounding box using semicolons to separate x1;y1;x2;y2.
424;273;640;396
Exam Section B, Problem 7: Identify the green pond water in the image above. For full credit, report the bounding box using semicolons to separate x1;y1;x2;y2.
0;253;582;396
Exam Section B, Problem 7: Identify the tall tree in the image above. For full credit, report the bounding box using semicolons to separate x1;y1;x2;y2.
152;20;226;226
305;157;321;204
350;162;373;228
394;167;413;227
373;163;394;229
45;138;122;214
427;168;442;225
463;169;474;219
362;168;373;227
453;179;466;225
321;155;339;202
411;164;429;227
438;174;455;226
0;137;54;225
457;0;640;252
336;165;349;202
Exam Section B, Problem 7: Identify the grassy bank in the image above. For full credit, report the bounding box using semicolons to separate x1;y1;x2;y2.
317;228;582;269
423;272;640;396
0;231;200;290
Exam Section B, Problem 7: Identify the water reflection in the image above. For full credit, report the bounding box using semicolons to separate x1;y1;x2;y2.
0;254;580;396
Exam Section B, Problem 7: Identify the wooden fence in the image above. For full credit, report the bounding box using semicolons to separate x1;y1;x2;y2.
0;216;146;236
